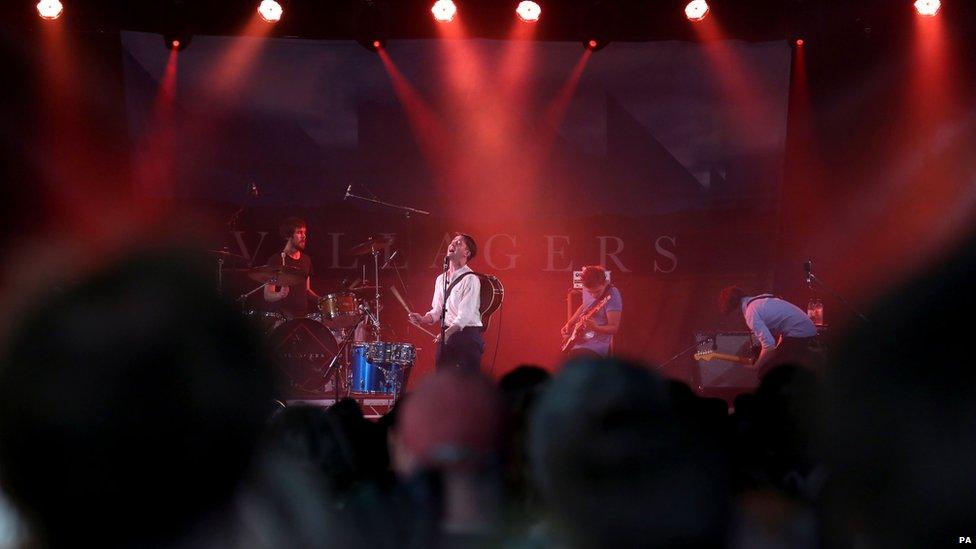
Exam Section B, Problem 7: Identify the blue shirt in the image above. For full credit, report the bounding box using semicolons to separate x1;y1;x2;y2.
573;287;623;356
741;295;817;349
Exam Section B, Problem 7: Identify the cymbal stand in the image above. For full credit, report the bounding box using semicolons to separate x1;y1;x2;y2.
216;255;225;296
236;280;271;310
370;248;382;341
361;301;380;337
322;315;365;402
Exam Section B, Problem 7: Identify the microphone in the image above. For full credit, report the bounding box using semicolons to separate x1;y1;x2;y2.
274;251;286;291
249;181;259;197
443;254;450;270
804;260;813;284
382;250;399;269
343;185;352;200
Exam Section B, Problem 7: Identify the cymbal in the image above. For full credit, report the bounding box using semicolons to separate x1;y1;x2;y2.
350;285;382;291
348;236;393;255
206;249;247;261
245;265;307;286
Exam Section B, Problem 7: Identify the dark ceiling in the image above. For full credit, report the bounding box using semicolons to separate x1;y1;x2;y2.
5;0;975;45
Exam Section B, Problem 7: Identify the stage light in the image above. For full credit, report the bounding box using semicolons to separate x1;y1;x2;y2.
164;32;192;51
431;0;457;22
685;0;709;22
357;1;390;52
914;0;940;16
584;38;608;51
578;0;612;51
36;0;63;20
258;0;283;23
795;38;804;47
516;1;541;22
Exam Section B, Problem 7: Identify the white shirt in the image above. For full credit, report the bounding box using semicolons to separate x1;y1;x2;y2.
426;265;482;330
741;295;817;349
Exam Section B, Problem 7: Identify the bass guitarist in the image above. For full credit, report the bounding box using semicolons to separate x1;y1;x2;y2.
561;265;622;359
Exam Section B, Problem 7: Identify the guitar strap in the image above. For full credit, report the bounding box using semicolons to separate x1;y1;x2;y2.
442;271;483;331
580;285;614;318
446;271;477;299
744;293;776;307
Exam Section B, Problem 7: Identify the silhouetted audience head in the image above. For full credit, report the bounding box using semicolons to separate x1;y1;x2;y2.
0;248;273;547
730;364;823;500
530;357;731;548
497;365;552;529
395;370;503;475
498;364;550;410
821;240;976;546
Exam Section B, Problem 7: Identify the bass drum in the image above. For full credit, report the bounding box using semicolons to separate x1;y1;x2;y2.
267;318;340;397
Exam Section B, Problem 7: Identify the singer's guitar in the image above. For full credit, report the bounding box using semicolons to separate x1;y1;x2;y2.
391;273;504;337
561;293;613;353
477;274;505;329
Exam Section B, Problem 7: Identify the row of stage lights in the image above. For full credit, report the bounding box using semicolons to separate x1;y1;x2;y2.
36;0;946;41
33;0;542;24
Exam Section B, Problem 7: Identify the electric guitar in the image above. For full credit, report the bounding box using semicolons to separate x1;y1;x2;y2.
561;293;613;353
693;347;757;366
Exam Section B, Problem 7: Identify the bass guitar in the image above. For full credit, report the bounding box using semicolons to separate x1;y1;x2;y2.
561;293;613;353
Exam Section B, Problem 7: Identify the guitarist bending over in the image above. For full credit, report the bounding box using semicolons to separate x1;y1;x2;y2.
408;233;484;373
561;265;622;359
718;286;819;377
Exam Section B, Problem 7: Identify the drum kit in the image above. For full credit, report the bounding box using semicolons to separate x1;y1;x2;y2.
212;235;415;401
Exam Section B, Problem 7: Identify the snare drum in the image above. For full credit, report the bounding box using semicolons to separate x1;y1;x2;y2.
243;310;287;335
350;341;415;395
318;291;362;329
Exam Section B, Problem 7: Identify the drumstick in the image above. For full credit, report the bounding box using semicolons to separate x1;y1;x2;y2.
391;286;439;339
389;285;413;312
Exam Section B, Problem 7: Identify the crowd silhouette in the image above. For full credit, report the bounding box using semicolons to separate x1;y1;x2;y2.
1;242;974;548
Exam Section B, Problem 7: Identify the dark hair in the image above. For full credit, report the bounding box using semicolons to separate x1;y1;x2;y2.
718;286;745;315
581;265;607;289
529;358;731;547
0;248;274;546
454;232;477;262
279;217;307;240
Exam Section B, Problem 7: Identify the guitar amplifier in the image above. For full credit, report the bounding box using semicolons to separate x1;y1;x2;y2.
693;331;760;391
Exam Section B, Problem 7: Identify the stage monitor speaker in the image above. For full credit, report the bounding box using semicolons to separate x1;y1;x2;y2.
694;331;760;392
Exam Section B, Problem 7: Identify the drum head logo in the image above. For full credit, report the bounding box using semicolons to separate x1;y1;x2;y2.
269;319;339;397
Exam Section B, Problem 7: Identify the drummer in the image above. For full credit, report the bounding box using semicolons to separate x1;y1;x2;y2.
263;217;321;319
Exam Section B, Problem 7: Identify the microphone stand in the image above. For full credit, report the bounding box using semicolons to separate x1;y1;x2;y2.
345;189;431;217
807;272;870;323
657;340;702;371
440;256;449;357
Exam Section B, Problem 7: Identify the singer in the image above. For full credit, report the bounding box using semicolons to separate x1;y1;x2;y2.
407;233;484;373
263;217;321;318
718;286;819;377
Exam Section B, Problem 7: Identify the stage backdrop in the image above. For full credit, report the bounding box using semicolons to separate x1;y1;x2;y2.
121;32;792;385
